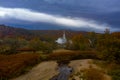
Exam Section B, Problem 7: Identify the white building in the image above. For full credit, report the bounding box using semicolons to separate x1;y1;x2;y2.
56;31;67;45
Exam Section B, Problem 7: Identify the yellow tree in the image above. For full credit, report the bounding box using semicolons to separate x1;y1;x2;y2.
72;34;89;50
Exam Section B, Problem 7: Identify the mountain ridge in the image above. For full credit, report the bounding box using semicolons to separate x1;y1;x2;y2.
0;24;87;39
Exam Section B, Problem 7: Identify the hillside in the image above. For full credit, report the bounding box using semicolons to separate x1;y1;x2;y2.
0;25;87;40
0;25;33;38
32;30;87;39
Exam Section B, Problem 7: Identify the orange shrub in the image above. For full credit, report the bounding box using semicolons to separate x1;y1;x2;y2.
48;51;99;60
84;68;105;80
0;53;40;79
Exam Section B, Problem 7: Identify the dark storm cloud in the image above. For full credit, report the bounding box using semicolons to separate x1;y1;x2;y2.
0;0;120;31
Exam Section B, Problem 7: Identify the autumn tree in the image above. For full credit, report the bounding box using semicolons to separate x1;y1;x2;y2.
72;34;89;50
97;31;120;63
29;38;42;51
0;38;20;54
87;32;97;48
29;38;53;53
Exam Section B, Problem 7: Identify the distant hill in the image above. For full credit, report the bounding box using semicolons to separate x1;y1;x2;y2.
0;25;33;38
32;30;87;39
0;25;87;40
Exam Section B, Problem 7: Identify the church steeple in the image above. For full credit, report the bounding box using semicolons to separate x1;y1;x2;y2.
62;31;67;43
63;31;66;39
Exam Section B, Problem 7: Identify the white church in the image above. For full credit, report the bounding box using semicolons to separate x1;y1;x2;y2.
55;31;67;45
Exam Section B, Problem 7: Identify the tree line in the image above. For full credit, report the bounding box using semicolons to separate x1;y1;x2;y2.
0;29;119;63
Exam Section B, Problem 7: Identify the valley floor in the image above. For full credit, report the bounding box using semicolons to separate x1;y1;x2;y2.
11;59;111;80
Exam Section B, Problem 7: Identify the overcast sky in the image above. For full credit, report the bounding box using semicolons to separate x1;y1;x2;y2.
0;0;120;32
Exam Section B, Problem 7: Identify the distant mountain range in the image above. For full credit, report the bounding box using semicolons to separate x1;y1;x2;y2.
0;25;33;38
0;25;87;40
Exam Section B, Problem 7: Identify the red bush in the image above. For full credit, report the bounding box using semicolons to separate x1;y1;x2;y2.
0;53;40;79
48;51;98;60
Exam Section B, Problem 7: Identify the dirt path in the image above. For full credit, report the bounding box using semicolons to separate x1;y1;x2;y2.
11;59;111;80
69;59;111;80
12;61;58;80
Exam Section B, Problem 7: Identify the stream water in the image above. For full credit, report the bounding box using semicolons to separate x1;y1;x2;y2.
50;63;73;80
